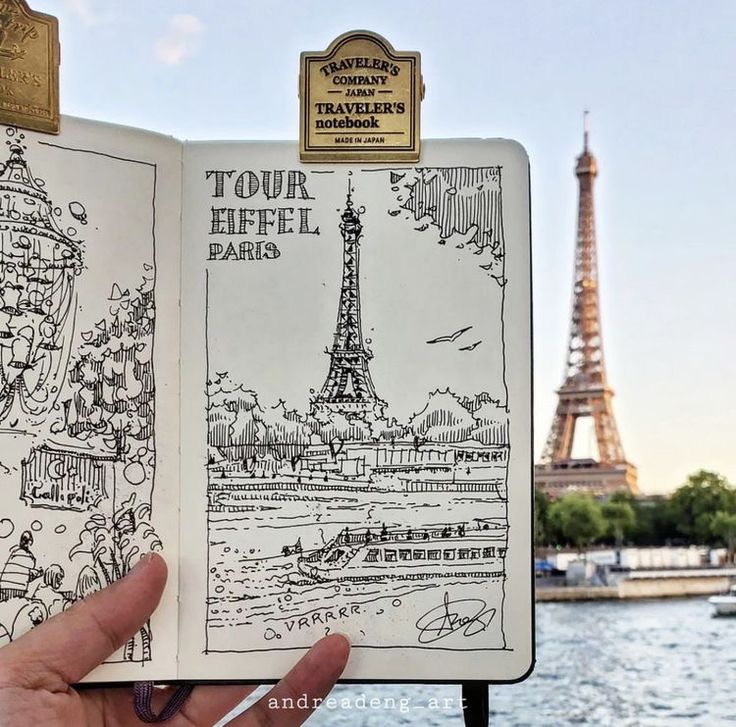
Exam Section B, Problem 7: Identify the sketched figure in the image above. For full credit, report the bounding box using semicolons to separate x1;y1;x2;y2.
12;601;46;637
0;599;47;646
73;565;102;602
28;564;72;617
0;531;42;601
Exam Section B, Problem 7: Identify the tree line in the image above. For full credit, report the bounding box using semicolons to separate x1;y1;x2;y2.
536;470;736;558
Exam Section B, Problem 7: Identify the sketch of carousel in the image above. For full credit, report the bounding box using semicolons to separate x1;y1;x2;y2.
0;131;84;429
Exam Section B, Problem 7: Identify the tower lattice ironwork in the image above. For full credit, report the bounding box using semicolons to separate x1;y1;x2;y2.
536;117;638;497
312;186;385;417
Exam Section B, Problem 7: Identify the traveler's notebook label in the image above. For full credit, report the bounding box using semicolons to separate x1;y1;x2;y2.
299;30;423;163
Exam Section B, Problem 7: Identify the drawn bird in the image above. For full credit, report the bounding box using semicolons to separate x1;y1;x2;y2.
426;325;472;344
459;340;482;352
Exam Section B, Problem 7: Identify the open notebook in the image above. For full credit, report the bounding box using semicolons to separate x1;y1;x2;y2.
0;116;533;684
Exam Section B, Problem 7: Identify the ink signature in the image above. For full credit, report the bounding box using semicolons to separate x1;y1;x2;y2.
415;591;496;644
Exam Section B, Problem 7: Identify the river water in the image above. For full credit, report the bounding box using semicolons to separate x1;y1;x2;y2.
221;596;736;726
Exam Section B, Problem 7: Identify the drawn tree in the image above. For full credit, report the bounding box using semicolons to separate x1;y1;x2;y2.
207;374;311;471
258;399;313;468
369;415;407;444
408;389;478;443
399;166;506;283
461;392;509;444
70;493;161;661
305;408;372;457
64;274;155;476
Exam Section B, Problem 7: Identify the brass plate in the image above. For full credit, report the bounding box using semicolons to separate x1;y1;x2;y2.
0;0;60;134
300;30;422;162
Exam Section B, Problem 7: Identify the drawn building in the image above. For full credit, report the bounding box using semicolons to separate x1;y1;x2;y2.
298;440;508;492
312;187;386;417
20;444;115;511
536;117;638;498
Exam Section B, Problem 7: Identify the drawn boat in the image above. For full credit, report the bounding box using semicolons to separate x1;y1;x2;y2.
282;537;303;557
297;520;507;583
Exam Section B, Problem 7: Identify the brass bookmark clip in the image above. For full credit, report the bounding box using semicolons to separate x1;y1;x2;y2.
0;0;60;134
299;30;423;163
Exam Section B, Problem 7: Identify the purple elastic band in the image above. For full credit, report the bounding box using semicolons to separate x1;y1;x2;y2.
133;681;194;723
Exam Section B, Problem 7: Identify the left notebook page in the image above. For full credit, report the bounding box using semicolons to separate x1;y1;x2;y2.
0;116;182;682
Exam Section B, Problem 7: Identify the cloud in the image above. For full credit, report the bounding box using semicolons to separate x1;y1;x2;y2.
154;14;205;66
62;0;105;26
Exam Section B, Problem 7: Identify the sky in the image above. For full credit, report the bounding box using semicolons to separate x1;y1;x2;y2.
38;0;736;494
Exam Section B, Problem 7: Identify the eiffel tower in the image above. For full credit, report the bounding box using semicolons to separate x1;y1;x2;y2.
311;184;386;417
536;116;638;498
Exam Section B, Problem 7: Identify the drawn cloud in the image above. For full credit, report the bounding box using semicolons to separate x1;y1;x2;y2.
154;14;205;66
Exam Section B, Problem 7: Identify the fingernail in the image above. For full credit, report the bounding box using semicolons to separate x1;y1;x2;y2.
332;632;351;645
130;552;156;573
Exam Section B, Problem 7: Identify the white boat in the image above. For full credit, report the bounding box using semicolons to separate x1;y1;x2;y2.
708;585;736;616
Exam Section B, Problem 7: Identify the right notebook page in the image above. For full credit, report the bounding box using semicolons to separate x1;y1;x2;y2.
178;139;533;682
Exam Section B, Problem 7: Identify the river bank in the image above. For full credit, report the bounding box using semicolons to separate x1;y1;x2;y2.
537;567;736;602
